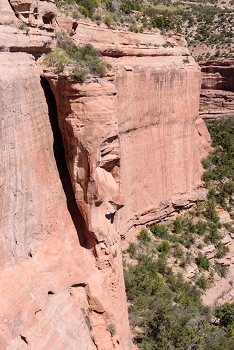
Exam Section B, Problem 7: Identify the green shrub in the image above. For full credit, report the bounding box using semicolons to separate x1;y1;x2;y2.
77;43;99;60
19;22;30;34
88;58;106;77
129;24;138;32
204;198;220;224
75;0;97;17
127;242;138;259
204;223;221;244
155;257;172;276
214;263;228;277
215;302;234;327
137;229;151;243
157;241;170;256
45;36;106;79
104;16;113;26
174;217;183;234
215;243;230;259
150;223;169;238
107;323;116;336
79;5;89;17
44;48;69;72
56;31;78;58
196;253;210;270
195;220;207;236
120;0;142;14
172;243;184;258
196;274;210;290
187;220;196;233
72;67;88;83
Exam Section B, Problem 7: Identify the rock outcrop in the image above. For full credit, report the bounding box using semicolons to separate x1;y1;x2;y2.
0;7;211;350
0;0;56;57
69;20;210;241
199;59;234;122
0;51;132;350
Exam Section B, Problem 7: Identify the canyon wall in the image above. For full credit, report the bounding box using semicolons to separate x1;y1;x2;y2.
0;6;131;350
0;6;211;350
70;20;211;242
200;59;234;122
0;51;132;350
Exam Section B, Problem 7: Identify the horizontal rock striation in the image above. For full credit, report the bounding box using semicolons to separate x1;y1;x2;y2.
200;59;234;122
0;0;56;57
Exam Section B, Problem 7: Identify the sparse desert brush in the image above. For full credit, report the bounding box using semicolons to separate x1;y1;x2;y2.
44;48;69;73
44;32;107;79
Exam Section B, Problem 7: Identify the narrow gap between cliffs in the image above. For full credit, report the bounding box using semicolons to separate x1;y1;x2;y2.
40;77;95;249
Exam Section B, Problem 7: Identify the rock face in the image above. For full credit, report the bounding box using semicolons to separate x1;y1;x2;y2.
0;10;211;350
0;52;131;349
71;20;210;240
112;56;209;238
199;59;234;122
0;0;56;57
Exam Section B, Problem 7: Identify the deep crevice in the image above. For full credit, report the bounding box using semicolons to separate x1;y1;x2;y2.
40;77;95;249
48;290;55;295
20;335;28;345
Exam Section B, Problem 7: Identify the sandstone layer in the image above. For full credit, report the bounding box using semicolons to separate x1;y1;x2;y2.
0;53;131;350
0;9;212;350
54;19;211;244
0;0;56;57
199;59;234;122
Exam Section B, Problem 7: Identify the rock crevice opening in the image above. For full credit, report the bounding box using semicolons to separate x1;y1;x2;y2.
40;76;94;249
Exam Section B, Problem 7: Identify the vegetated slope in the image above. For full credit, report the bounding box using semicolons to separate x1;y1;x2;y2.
124;117;234;349
56;0;234;62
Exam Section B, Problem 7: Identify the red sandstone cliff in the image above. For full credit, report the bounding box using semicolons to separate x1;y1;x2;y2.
70;20;211;243
200;59;234;122
0;4;211;349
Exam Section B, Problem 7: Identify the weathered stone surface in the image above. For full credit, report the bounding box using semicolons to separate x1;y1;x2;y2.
199;59;234;121
45;73;124;244
0;14;212;350
47;18;212;246
73;19;189;57
112;56;209;235
9;0;57;26
216;207;231;224
185;263;199;279
0;24;56;56
0;0;18;24
43;72;132;348
0;52;132;350
0;0;56;57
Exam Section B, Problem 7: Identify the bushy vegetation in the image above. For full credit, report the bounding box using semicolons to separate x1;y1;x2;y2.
125;243;234;349
124;117;234;349
106;323;116;336
202;118;234;212
75;0;97;17
44;31;108;80
55;0;234;60
137;228;151;244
